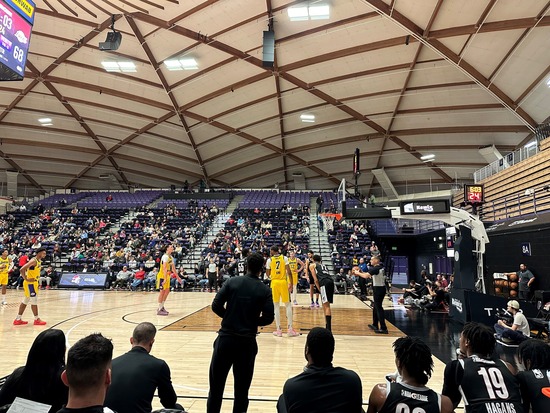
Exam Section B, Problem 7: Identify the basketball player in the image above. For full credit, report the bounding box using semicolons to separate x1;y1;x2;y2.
288;250;305;306
305;250;319;308
236;248;250;276
442;322;524;413
367;336;453;413
13;248;47;326
309;255;334;332
156;244;181;316
0;249;12;305
516;339;550;412
266;245;298;337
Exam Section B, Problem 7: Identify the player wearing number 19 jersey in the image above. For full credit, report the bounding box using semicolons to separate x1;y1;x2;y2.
442;322;523;413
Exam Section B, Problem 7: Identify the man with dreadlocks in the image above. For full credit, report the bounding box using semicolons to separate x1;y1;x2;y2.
366;336;453;413
442;322;524;413
516;339;550;412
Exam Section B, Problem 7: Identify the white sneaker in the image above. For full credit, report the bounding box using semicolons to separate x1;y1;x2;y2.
1;301;6;305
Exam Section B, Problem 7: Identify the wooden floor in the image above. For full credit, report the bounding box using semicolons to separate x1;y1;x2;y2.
0;289;450;412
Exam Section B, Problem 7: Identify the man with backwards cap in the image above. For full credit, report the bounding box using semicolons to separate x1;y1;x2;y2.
493;299;530;343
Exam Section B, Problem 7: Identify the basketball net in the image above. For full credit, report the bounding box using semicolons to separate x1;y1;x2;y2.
319;213;342;231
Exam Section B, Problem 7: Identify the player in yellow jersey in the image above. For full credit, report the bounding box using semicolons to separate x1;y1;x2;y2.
156;244;181;316
0;249;12;305
288;250;305;306
266;245;299;337
14;248;47;326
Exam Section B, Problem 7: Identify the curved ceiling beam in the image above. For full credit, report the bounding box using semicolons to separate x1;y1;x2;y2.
361;0;537;132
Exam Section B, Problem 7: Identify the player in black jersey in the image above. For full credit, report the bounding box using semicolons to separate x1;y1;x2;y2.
309;255;334;332
442;322;524;413
367;336;453;413
237;248;250;276
516;339;550;412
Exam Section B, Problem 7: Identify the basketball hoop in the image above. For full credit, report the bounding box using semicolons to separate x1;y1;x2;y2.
319;212;342;231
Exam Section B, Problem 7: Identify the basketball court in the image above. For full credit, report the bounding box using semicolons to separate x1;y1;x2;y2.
0;289;450;412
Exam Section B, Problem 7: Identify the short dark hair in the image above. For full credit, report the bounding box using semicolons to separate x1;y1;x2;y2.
462;322;495;357
306;327;334;367
132;322;156;344
35;247;47;254
66;333;113;393
517;339;550;370
247;252;264;276
393;336;433;385
270;245;280;253
312;254;321;263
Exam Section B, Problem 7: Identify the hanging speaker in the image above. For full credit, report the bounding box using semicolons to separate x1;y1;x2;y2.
262;31;275;68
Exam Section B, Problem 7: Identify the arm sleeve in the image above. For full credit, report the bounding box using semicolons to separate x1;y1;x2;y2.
442;361;463;408
211;283;229;318
158;361;178;408
258;289;275;326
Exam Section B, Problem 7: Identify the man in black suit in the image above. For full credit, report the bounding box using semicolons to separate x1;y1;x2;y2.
104;322;184;413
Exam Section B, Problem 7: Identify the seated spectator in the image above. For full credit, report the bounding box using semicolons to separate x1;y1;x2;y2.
170;270;185;291
0;329;68;412
104;322;184;413
419;281;447;312
39;266;57;289
58;333;113;413
494;300;530;343
277;327;363;413
113;265;133;289
131;265;147;291
366;336;452;413
402;280;423;302
516;339;550;412
334;268;349;293
143;267;158;292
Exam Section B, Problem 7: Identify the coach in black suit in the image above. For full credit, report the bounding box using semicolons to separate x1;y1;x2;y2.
104;322;184;413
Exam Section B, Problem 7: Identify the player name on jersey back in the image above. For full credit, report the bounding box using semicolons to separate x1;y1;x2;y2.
483;401;518;413
401;389;429;402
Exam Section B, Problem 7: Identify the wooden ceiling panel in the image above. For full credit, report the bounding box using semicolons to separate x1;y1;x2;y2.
428;0;490;31
0;0;545;194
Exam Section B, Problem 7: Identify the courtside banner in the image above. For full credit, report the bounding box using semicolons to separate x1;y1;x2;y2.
58;273;108;289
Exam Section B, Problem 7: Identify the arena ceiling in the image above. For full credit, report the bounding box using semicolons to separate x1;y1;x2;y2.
1;0;549;197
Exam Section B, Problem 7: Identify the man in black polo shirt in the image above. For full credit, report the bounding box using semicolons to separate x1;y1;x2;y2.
207;252;274;413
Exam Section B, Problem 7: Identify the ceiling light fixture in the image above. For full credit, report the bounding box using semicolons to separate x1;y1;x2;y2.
420;154;435;161
101;61;137;73
300;113;316;123
163;57;198;71
99;15;122;51
38;117;53;126
524;141;537;148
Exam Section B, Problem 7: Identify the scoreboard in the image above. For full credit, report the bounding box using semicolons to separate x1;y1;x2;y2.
0;0;35;80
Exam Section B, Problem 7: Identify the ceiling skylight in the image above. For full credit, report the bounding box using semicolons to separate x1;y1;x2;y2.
101;61;137;73
288;3;330;21
163;57;198;71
